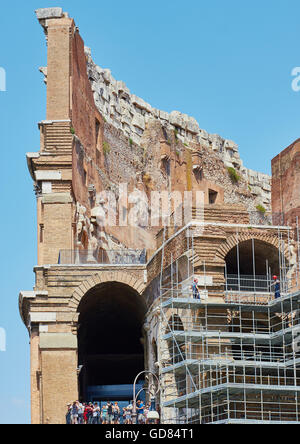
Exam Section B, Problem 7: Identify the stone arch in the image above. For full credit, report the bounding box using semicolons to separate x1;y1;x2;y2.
76;274;147;401
215;232;289;262
68;271;146;311
166;314;185;334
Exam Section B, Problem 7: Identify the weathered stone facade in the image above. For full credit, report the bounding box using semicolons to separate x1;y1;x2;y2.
19;7;298;424
85;49;271;209
272;138;300;227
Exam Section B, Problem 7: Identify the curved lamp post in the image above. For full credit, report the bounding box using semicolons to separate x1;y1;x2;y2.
132;371;160;424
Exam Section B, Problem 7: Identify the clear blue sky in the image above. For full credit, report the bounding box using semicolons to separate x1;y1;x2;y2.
0;0;300;424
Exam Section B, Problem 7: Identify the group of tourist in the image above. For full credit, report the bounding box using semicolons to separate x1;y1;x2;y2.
66;400;154;425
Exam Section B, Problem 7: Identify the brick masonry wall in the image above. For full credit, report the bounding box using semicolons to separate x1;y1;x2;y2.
46;18;74;120
42;202;73;265
272;139;300;226
30;329;41;425
41;350;78;424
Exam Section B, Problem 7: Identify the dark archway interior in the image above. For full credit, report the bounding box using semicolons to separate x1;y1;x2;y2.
78;282;146;401
225;239;281;292
226;239;280;275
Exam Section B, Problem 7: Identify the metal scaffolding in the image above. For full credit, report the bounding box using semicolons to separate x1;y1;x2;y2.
158;223;300;424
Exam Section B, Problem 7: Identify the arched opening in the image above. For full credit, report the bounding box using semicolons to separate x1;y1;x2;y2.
152;339;158;367
166;315;185;364
225;239;281;292
77;282;147;405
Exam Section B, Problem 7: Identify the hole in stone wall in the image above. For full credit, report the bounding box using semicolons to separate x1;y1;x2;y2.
95;118;100;147
209;189;218;204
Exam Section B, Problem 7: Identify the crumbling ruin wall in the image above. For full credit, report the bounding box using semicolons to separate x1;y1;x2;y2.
22;8;290;425
35;7;272;262
85;47;271;210
272;138;300;226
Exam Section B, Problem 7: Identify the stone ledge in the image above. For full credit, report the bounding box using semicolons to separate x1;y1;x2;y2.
19;290;48;300
26;152;40;159
35;8;63;21
42;193;73;204
30;312;57;323
39;333;77;350
35;170;62;181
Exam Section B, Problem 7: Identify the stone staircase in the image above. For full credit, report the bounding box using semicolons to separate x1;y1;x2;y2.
43;121;73;155
192;205;250;224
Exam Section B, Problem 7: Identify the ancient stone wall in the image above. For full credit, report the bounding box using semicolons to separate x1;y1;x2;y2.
85;47;271;210
272;139;300;227
20;7;290;425
33;9;273;262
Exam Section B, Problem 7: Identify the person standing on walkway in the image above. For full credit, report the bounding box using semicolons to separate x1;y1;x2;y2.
102;403;108;424
92;403;100;424
125;402;133;424
87;403;94;424
144;402;150;424
137;400;145;424
107;402;114;424
71;401;79;425
78;403;84;424
66;403;72;425
273;276;281;299
113;402;120;424
83;404;89;424
192;279;200;300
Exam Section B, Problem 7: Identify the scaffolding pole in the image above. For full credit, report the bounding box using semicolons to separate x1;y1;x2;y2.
158;222;300;425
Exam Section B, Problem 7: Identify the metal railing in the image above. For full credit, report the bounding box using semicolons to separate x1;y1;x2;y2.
161;348;299;367
224;291;273;305
160;281;287;307
58;249;147;265
164;369;300;400
226;274;271;292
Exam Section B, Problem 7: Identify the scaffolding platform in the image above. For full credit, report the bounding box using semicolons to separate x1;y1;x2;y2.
158;226;300;424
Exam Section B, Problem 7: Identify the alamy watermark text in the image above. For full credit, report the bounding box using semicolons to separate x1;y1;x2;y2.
0;67;6;92
0;327;6;352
